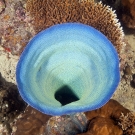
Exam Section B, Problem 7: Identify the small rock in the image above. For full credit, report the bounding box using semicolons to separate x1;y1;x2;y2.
123;65;132;75
14;1;26;21
133;61;135;68
130;74;135;88
0;0;6;14
13;106;51;135
132;74;135;80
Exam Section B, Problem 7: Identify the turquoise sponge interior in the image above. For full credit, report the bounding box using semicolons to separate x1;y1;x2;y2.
16;23;120;116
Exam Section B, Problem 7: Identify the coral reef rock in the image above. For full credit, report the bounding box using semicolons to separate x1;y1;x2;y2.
46;113;88;135
130;73;135;88
84;99;130;121
14;106;88;135
122;0;135;29
78;117;123;135
0;0;6;14
0;46;19;84
13;99;135;135
0;85;26;124
113;43;135;112
0;73;26;134
118;112;135;135
0;0;35;55
13;106;51;135
78;99;135;135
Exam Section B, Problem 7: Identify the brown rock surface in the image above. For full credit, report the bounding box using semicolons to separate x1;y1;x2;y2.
84;99;130;121
0;0;5;14
14;106;51;135
122;0;135;28
78;117;123;135
78;99;132;135
0;73;26;134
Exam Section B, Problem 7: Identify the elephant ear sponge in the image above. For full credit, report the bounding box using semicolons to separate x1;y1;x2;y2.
26;0;125;56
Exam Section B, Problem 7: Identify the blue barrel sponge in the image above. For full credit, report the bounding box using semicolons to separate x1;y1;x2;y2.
16;23;120;116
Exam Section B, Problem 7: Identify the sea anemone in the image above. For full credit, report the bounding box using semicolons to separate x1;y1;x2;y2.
16;22;120;116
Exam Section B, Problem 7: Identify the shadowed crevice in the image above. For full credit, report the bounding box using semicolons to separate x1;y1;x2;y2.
55;85;79;106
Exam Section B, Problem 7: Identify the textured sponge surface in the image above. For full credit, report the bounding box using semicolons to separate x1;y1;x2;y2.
16;23;120;116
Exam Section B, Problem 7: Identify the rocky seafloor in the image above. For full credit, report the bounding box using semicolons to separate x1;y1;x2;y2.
0;0;135;134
